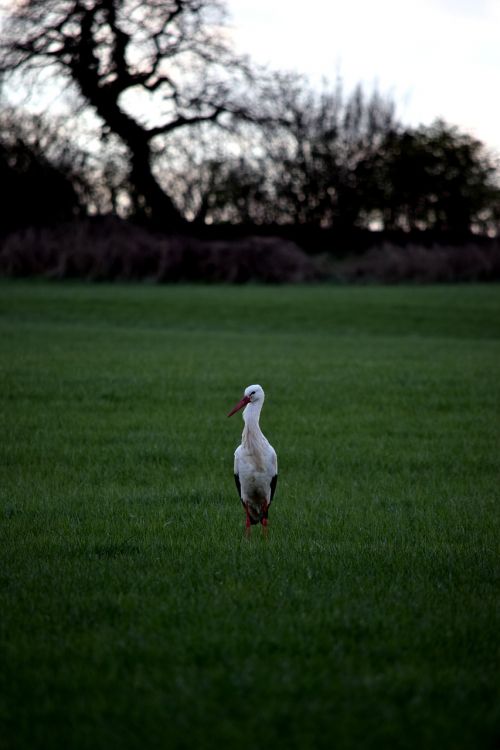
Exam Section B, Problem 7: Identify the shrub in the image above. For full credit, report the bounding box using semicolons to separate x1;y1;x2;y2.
0;216;320;283
331;242;500;283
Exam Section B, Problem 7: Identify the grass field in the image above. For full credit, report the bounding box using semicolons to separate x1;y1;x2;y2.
1;281;499;750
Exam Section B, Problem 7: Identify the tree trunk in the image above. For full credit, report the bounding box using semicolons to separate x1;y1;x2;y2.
72;57;188;230
129;143;187;230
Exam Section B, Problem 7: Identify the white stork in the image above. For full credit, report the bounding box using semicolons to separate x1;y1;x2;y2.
227;384;278;532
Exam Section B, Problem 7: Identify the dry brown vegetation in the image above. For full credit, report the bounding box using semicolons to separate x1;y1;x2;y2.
0;217;320;283
2;216;500;284
331;241;500;283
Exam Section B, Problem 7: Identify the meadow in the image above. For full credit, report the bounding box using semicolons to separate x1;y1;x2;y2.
0;281;499;750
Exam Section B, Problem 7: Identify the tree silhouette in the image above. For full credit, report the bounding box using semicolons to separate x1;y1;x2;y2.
369;122;500;234
0;108;87;232
0;0;270;229
241;79;398;228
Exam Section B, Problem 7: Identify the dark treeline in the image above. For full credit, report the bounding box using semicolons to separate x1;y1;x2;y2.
1;89;498;241
0;0;499;281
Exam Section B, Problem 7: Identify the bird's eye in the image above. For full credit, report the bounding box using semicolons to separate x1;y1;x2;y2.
250;390;256;396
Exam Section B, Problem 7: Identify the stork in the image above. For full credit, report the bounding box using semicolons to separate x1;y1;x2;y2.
227;384;278;533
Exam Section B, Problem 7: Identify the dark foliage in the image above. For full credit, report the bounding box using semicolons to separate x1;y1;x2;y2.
0;113;86;233
367;122;500;234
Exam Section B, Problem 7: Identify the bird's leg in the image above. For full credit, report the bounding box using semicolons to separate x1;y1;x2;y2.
245;506;251;537
261;502;269;537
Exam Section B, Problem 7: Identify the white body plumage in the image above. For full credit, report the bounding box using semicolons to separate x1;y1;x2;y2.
228;384;278;528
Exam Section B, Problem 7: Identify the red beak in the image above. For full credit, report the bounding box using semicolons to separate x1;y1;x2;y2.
227;395;251;417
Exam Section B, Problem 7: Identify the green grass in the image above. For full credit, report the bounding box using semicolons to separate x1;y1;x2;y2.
1;281;499;750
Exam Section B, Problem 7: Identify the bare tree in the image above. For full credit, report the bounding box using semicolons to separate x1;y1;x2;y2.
0;0;271;228
256;77;399;228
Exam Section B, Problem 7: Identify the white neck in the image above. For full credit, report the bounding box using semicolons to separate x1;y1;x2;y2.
243;400;263;428
242;400;266;450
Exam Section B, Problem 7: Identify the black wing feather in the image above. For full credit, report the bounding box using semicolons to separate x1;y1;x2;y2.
270;474;278;503
234;473;242;500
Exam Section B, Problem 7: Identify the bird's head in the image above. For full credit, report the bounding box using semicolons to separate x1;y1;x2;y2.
227;384;264;417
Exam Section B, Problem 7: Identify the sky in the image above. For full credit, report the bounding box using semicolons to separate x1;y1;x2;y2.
226;0;500;155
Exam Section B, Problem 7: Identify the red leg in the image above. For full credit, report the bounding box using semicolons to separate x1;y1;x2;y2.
245;506;251;536
261;502;269;536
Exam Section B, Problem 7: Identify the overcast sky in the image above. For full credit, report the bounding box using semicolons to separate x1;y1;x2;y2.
226;0;500;155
